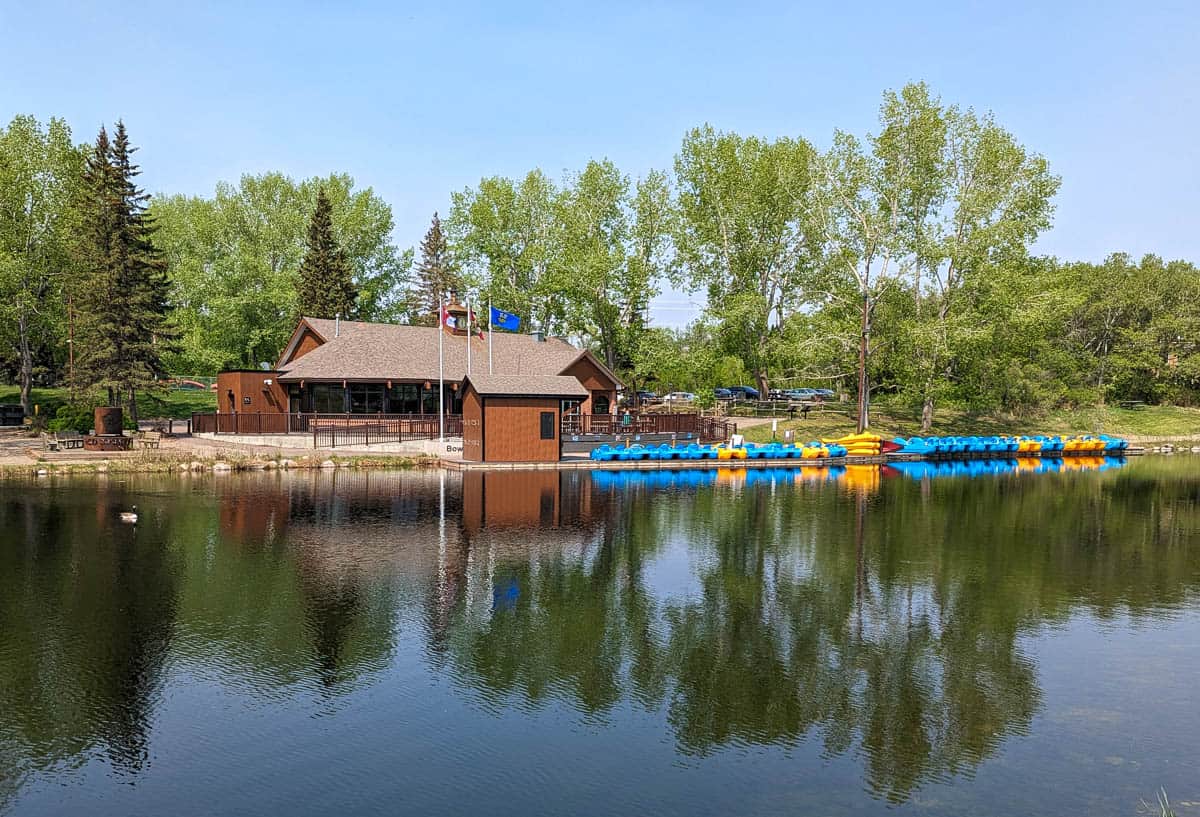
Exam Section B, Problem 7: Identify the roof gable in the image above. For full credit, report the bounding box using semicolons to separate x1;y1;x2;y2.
276;317;329;369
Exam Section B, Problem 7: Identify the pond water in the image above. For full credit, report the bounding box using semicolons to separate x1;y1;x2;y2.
1;458;1198;816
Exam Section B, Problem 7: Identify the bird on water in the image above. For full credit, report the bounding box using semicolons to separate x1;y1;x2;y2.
119;506;138;524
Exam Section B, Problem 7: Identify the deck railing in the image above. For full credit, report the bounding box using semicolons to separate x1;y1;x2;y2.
191;412;463;446
562;413;735;442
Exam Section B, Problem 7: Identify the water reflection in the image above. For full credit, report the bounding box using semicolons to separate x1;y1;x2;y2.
0;457;1197;815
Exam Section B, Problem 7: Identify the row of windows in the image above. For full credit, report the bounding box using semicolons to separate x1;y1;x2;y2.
289;383;611;415
294;383;455;414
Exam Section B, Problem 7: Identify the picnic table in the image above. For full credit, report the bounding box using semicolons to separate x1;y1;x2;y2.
1118;400;1146;411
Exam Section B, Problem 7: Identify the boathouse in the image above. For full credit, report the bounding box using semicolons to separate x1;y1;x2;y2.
205;303;622;436
461;374;589;463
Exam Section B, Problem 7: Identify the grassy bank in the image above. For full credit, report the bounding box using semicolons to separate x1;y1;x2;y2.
740;404;1200;444
0;385;216;420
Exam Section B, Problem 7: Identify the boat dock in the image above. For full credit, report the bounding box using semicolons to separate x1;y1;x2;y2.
441;448;1142;472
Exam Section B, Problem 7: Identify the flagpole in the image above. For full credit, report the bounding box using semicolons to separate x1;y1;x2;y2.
488;298;494;375
438;291;444;442
466;294;472;376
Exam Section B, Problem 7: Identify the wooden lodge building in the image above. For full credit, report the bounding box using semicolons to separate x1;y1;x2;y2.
212;302;623;430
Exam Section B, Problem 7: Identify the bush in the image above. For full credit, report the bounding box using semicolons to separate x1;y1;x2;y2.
48;403;95;434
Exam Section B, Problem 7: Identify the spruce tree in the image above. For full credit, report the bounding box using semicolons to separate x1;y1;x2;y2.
74;121;178;422
413;212;460;325
296;188;357;319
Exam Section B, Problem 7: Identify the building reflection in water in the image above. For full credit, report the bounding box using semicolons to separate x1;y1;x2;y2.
6;453;1191;810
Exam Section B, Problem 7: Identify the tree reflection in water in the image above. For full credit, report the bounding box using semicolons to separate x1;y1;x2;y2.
439;459;1197;802
1;457;1197;810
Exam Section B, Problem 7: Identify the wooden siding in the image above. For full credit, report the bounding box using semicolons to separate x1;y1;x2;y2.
216;371;288;415
561;356;617;415
462;387;484;461
483;396;561;463
290;329;324;363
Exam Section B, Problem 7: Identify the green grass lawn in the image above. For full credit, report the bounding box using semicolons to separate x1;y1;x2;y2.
0;384;216;420
740;402;1200;443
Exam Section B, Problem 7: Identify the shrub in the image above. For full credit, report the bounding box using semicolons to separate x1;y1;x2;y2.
48;403;95;433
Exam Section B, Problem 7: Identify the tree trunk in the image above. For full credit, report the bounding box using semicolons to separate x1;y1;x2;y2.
127;387;139;425
754;368;769;399
856;292;871;433
17;312;33;417
920;390;935;435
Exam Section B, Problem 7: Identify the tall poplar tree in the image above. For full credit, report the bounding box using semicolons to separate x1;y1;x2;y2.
74;121;177;421
412;212;459;324
296;188;357;319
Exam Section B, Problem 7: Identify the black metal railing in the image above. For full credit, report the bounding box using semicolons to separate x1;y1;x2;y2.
192;412;463;446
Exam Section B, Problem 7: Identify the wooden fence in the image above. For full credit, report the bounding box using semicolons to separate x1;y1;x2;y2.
561;413;735;442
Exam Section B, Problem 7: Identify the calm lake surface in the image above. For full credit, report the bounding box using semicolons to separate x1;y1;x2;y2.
1;458;1198;816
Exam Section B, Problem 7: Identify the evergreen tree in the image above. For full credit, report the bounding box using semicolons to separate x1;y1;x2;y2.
412;212;460;324
296;188;357;319
74;121;178;421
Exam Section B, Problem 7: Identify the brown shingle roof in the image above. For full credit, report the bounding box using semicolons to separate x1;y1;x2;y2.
464;374;589;398
277;318;617;386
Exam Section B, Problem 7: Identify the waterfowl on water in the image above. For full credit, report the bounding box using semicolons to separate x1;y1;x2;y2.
119;506;138;524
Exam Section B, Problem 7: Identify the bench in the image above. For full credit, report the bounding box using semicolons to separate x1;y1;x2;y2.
55;432;84;449
1118;400;1146;411
138;430;163;449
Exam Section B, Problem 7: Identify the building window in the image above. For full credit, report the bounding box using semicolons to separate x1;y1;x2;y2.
540;411;555;440
311;383;346;413
592;394;610;414
561;399;582;415
388;383;422;414
348;383;385;414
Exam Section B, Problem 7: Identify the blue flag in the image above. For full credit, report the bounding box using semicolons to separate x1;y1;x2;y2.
490;306;521;332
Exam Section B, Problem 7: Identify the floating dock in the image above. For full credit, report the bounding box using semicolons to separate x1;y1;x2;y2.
442;448;1141;472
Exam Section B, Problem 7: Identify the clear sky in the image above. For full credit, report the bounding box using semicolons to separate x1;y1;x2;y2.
2;0;1197;326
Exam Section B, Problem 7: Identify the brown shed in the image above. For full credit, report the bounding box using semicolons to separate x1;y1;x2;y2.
216;370;288;415
462;374;588;463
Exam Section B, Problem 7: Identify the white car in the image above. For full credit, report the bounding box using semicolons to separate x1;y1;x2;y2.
663;392;696;403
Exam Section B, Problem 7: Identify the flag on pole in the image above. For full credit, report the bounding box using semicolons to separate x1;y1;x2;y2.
489;306;521;332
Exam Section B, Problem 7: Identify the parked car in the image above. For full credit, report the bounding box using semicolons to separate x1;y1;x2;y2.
713;388;733;400
664;391;696;403
785;388;819;400
726;385;760;400
636;390;659;404
813;388;835;398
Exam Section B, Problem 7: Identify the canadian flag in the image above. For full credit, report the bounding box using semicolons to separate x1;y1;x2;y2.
440;303;454;329
468;307;484;340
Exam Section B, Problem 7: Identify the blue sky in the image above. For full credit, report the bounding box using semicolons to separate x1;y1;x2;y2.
2;0;1197;325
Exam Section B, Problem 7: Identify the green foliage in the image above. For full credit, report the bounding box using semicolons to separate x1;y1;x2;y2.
449;161;671;375
72;122;179;419
412;212;460;325
296;188;358;320
152;172;410;374
0;115;85;413
673;126;816;393
47;402;95;433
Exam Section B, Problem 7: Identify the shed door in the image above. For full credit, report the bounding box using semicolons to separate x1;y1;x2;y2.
539;411;556;440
